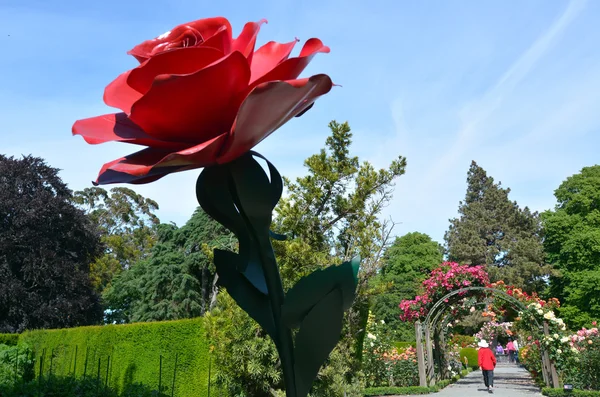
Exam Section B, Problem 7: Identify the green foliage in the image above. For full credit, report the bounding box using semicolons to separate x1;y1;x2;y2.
542;388;600;397
204;293;282;396
459;348;478;369
0;343;34;386
543;165;600;329
372;232;443;335
74;187;160;295
103;208;234;323
445;161;551;292
363;386;431;395
0;375;167;397
0;334;19;346
0;155;102;333
19;318;211;397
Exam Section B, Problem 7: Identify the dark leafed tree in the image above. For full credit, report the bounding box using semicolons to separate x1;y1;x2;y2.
103;207;234;323
543;165;600;328
0;155;102;332
444;161;551;292
73;187;160;294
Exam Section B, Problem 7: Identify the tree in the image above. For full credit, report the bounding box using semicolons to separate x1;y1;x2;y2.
103;208;234;323
543;165;600;328
0;155;102;332
445;161;550;292
73;187;160;294
371;232;443;338
208;121;406;395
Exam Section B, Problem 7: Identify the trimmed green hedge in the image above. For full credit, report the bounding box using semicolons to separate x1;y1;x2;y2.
542;388;600;397
0;334;19;346
364;386;431;395
19;318;211;397
459;347;479;369
364;361;472;395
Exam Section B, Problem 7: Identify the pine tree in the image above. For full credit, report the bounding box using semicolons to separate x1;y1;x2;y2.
103;208;234;323
444;161;550;292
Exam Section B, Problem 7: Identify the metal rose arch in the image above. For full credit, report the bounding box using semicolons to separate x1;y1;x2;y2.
413;287;558;388
73;17;360;397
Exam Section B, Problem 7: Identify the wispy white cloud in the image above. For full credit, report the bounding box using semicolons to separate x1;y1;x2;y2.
423;0;588;186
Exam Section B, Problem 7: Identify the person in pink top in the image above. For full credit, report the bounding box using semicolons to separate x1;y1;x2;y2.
506;339;516;363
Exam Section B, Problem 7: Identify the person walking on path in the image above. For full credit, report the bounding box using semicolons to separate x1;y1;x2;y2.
478;339;497;394
496;344;504;355
507;339;516;363
513;338;520;364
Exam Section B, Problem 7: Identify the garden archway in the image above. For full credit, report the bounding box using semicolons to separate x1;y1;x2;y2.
413;287;558;388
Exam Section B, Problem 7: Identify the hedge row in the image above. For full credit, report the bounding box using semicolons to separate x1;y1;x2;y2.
363;365;472;395
18;318;211;397
363;386;430;395
0;334;19;346
542;388;600;397
459;347;479;369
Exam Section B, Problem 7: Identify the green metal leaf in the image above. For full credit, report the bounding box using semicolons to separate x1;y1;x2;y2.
213;249;276;344
269;230;288;241
228;152;283;232
197;162;268;294
293;289;344;397
281;258;360;329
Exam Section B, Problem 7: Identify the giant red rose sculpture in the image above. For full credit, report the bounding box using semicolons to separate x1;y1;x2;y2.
73;17;358;397
73;17;333;184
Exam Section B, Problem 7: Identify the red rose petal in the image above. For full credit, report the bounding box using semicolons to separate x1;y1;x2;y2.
95;132;228;185
103;71;143;114
128;17;233;63
231;19;267;61
129;51;251;143
127;47;224;95
72;113;186;149
201;25;233;54
250;38;330;88
250;39;298;83
217;74;333;164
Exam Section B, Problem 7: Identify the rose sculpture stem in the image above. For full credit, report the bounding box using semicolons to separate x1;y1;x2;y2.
196;152;359;397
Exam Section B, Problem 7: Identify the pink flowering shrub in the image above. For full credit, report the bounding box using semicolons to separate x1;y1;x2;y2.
564;324;600;390
399;262;490;322
474;321;513;342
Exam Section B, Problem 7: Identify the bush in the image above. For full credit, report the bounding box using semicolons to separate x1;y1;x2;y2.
394;341;416;351
0;343;34;386
0;334;19;346
542;388;600;397
459;347;479;369
18;318;211;397
0;374;167;397
450;335;476;348
567;348;600;391
519;343;543;384
363;386;430;395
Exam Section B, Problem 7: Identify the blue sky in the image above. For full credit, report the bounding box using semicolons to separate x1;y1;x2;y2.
1;0;599;244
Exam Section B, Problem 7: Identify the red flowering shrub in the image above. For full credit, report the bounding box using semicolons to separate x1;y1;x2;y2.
399;262;490;321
